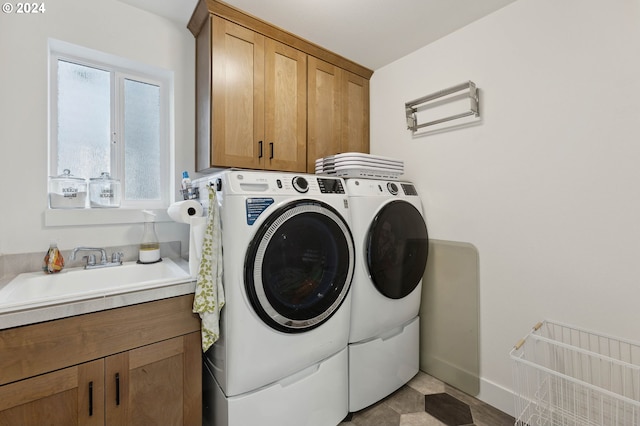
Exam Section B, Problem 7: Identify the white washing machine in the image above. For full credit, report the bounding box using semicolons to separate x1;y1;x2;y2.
345;178;429;412
195;170;355;426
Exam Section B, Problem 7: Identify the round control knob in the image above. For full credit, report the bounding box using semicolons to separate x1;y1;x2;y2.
387;182;399;195
292;176;309;193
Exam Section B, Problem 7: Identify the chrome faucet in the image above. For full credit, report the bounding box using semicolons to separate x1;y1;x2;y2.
70;247;123;269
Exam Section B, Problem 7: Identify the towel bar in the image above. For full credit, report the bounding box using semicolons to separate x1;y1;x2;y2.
405;81;479;132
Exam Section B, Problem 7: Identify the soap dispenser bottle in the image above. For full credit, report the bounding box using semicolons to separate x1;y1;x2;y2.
139;210;161;264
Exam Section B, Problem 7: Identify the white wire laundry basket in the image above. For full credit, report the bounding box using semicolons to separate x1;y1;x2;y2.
510;320;640;426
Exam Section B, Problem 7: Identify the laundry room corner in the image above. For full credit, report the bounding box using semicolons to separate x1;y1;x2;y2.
369;0;640;415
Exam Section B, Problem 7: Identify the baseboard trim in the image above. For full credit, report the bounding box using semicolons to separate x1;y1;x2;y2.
420;356;479;397
476;377;515;417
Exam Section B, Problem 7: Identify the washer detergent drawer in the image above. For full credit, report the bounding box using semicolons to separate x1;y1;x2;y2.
348;316;419;412
210;348;348;426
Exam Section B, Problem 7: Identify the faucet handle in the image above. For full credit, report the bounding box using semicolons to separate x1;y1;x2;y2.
83;254;96;266
111;252;124;264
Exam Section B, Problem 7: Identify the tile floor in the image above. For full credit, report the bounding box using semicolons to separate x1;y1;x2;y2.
339;371;514;426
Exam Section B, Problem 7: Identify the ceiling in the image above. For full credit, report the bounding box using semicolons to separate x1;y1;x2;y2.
118;0;517;70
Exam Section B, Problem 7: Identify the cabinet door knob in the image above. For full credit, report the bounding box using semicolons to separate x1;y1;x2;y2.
258;141;263;158
269;142;274;159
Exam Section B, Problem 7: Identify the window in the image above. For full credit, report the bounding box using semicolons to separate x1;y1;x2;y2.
49;39;172;210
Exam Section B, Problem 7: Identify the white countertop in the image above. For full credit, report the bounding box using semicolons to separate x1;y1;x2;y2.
0;258;196;330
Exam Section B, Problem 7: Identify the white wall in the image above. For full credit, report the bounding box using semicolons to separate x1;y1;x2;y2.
371;0;640;414
0;0;194;255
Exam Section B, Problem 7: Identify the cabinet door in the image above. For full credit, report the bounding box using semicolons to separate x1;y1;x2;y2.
211;16;265;169
264;38;307;172
105;332;202;426
306;58;370;172
307;56;342;172
0;360;104;426
340;70;369;154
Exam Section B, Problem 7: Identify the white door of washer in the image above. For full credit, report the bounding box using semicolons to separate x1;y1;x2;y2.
244;199;356;333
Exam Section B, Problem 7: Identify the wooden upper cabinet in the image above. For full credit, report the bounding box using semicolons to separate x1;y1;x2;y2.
210;15;265;170
189;0;373;173
264;38;307;172
307;57;341;171
201;16;307;172
307;57;370;171
341;71;370;155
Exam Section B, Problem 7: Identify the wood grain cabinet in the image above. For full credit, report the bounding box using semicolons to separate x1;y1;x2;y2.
0;295;201;426
307;57;370;172
202;16;307;172
189;0;373;174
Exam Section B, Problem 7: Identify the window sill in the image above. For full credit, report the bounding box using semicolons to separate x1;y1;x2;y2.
44;208;172;227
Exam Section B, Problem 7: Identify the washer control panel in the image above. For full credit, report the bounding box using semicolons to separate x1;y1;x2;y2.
287;176;345;194
222;171;346;195
317;177;345;194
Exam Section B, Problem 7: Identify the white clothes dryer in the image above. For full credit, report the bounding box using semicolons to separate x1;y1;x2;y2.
345;178;429;412
195;170;355;426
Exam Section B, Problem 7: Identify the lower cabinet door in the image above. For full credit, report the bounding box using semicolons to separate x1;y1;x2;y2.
105;332;202;426
0;332;201;426
0;359;104;426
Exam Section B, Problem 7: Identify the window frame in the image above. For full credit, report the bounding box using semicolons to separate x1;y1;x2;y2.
47;39;173;220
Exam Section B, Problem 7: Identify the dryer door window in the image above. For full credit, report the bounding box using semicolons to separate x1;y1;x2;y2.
366;200;429;299
245;200;355;333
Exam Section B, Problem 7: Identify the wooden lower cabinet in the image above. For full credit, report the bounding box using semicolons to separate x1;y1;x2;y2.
106;333;201;426
0;360;104;426
0;295;202;426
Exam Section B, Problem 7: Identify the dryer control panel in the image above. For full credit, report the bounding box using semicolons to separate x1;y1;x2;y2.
345;179;419;198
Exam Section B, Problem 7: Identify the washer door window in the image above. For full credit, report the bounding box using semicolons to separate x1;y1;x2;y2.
245;200;355;333
366;200;429;299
